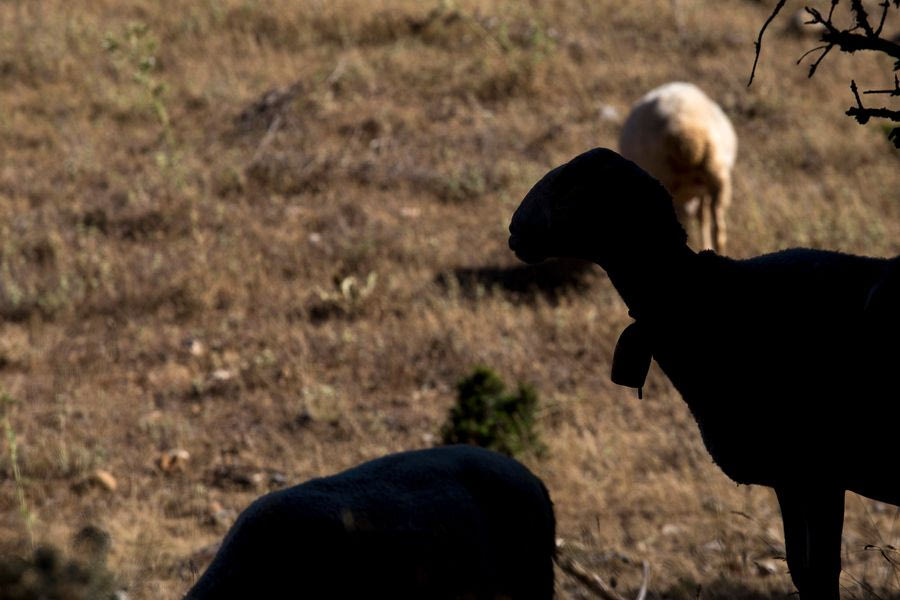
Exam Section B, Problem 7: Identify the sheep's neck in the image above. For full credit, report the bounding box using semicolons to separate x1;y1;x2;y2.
601;245;696;320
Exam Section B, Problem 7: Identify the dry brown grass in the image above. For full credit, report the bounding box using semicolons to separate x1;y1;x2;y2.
0;0;898;598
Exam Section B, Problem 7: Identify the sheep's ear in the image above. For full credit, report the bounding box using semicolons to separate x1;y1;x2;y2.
611;322;652;396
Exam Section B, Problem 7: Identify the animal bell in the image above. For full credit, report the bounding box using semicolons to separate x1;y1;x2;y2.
611;321;652;395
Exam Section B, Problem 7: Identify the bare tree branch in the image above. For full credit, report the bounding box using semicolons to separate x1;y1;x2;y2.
555;552;628;600
555;539;651;600
805;6;900;62
753;1;900;146
846;105;900;123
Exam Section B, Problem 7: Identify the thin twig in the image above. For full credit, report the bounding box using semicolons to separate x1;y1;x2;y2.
748;0;788;86
555;540;628;600
556;554;628;600
863;74;900;96
851;78;865;111
875;0;891;36
795;36;835;78
635;561;651;600
808;44;835;77
250;113;284;165
796;43;830;64
850;0;875;36
828;0;840;23
555;540;650;600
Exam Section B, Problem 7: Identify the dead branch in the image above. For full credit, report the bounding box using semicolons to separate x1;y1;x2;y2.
635;560;651;600
847;79;900;124
804;6;900;62
555;539;651;600
748;0;788;86
850;0;875;36
863;74;900;96
555;552;629;600
750;1;900;147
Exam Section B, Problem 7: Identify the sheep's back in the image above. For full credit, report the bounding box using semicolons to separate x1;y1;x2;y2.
648;249;895;488
620;82;736;188
185;446;555;599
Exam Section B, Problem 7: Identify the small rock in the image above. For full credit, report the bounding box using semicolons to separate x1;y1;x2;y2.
766;526;784;543
158;449;190;473
701;497;722;512
211;369;233;382
755;558;779;576
201;368;239;396
599;104;621;123
209;464;262;490
147;362;194;394
208;501;237;527
90;469;118;492
703;539;725;553
183;337;206;357
661;523;681;536
268;471;288;487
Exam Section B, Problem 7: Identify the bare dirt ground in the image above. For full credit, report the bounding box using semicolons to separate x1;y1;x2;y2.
0;1;898;598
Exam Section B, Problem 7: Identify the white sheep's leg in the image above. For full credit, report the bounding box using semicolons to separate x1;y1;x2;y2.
775;486;845;600
699;195;714;251
710;176;731;254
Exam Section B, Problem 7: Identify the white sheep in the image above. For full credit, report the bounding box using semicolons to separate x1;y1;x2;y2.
619;82;737;254
184;445;556;599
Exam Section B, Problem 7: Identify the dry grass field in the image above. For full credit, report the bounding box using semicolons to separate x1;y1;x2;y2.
0;0;898;597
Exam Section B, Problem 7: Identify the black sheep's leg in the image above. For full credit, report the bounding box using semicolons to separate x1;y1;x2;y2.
806;488;845;600
776;487;810;595
776;486;845;600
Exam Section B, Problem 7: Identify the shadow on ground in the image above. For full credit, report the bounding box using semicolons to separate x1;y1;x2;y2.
435;258;598;301
616;580;900;600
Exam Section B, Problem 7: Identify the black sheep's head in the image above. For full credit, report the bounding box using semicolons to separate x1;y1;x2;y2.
508;148;687;268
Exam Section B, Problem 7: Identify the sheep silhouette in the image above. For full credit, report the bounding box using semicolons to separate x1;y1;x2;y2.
184;445;555;600
508;147;899;600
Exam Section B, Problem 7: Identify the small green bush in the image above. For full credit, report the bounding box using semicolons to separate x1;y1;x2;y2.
440;366;544;457
0;543;118;600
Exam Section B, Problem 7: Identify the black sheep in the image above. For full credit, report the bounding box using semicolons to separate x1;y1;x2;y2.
184;445;555;600
508;147;899;600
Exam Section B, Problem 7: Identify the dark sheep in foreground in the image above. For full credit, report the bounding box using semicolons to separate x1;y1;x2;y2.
508;147;899;600
184;445;556;600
